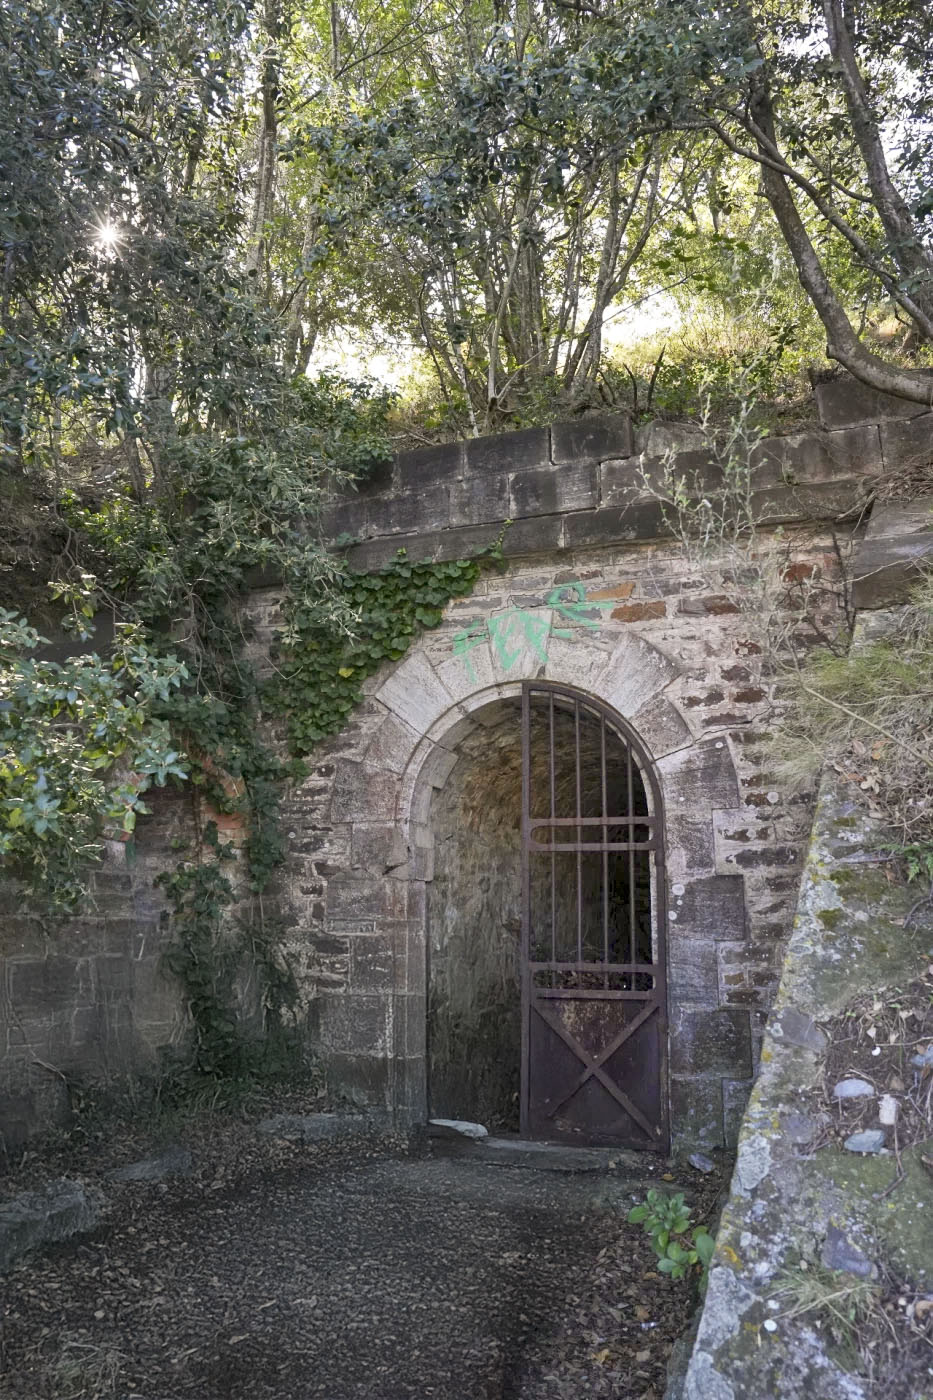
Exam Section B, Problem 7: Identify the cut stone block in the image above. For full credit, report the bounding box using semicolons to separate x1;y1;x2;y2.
552;413;633;464
0;1180;101;1272
466;427;549;474
599;634;680;718
376;652;454;735
509;461;597;517
815;373;933;429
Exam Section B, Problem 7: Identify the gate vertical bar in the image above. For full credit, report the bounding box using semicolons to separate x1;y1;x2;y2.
627;742;635;969
600;715;609;988
549;693;556;973
520;683;532;1137
574;697;583;965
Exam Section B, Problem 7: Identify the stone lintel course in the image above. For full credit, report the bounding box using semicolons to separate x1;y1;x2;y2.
322;407;884;570
851;491;933;610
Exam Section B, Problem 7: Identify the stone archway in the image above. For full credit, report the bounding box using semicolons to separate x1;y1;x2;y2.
343;610;749;1147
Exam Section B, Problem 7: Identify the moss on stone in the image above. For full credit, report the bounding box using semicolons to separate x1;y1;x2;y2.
818;1142;933;1288
816;908;844;930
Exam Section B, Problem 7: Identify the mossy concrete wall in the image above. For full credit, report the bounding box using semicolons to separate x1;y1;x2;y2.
682;603;933;1400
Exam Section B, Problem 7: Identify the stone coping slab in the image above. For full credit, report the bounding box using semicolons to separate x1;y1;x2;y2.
851;493;933;610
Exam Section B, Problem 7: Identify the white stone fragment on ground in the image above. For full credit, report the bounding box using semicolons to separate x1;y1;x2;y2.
833;1078;875;1099
878;1094;899;1126
427;1119;488;1140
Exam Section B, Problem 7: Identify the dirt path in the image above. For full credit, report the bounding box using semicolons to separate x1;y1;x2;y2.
2;1143;716;1400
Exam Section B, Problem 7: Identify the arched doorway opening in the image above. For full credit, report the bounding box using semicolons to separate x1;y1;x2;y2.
425;682;667;1150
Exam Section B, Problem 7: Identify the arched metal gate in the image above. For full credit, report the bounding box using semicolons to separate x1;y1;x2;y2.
520;682;668;1150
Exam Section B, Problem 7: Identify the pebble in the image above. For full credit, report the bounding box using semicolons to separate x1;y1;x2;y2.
833;1078;875;1100
878;1094;899;1126
911;1046;933;1069
687;1153;715;1174
844;1130;886;1154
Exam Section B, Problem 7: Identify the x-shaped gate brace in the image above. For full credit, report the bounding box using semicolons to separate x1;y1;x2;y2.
530;995;662;1141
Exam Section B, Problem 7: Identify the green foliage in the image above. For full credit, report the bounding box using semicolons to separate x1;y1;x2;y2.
293;373;397;483
156;848;302;1088
157;857;242;1079
642;322;807;423
628;1190;715;1289
303;17;697;433
0;600;188;908
899;844;933;890
270;548;501;754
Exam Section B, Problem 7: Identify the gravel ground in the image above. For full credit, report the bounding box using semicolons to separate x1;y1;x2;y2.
1;1135;721;1400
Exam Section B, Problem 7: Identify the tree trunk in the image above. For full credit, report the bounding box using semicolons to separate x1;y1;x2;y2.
822;0;933;333
246;0;283;279
749;73;933;408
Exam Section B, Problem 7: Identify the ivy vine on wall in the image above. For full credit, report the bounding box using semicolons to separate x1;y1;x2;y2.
1;432;503;1096
154;541;504;1090
268;547;503;754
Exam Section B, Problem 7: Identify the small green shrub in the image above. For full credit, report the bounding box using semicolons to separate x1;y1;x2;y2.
628;1189;716;1290
293;372;397;482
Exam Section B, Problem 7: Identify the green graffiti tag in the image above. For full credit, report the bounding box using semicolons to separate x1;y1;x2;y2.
452;582;615;683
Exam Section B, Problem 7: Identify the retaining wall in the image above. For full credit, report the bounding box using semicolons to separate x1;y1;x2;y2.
2;376;930;1153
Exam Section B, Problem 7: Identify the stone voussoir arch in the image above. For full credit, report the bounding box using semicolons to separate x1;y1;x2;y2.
337;609;746;1146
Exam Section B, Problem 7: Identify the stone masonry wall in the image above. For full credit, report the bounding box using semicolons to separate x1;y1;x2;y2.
0;789;192;1154
2;373;930;1150
258;523;848;1147
680;493;933;1399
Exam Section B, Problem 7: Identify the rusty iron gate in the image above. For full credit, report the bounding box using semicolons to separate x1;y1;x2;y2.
520;682;668;1150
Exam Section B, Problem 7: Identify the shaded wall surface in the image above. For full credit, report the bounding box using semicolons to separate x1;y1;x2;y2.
427;703;523;1129
3;376;930;1152
0;790;191;1153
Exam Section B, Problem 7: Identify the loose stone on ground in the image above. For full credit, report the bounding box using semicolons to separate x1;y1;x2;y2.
843;1129;886;1154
